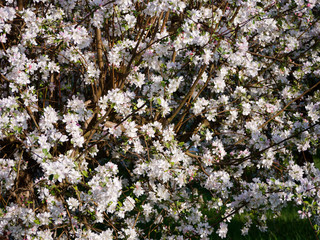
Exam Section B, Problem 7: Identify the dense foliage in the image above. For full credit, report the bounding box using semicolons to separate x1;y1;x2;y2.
0;0;320;239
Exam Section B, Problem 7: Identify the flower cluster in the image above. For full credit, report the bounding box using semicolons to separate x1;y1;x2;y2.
0;0;320;239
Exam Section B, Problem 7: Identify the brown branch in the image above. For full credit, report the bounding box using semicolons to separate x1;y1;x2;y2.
259;80;320;130
160;11;170;33
168;64;207;123
17;0;24;11
96;28;104;70
185;151;210;176
95;27;105;102
248;51;302;67
174;64;216;132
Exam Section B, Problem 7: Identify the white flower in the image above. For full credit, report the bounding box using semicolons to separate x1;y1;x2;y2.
123;227;138;240
37;212;51;225
193;97;209;115
67;197;80;210
124;14;136;28
40;106;58;130
217;222;228;238
242;102;251;116
289;163;304;180
133;182;144;197
123;196;135;212
142;203;153;217
162;125;175;142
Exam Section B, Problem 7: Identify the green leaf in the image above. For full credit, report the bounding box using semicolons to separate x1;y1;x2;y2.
82;170;88;178
34;219;41;225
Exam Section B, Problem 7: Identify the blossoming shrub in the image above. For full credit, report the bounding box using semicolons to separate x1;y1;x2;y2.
0;0;320;239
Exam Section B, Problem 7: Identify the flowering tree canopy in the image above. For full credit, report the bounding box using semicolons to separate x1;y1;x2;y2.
0;0;320;239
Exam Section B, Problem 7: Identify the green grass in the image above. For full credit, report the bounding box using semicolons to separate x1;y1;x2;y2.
209;152;320;240
314;155;320;170
212;206;317;240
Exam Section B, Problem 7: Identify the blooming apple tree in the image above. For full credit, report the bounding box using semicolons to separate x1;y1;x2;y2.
0;0;320;239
